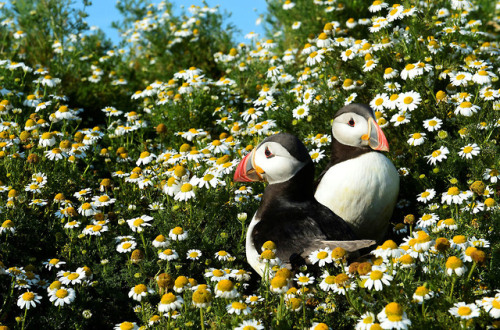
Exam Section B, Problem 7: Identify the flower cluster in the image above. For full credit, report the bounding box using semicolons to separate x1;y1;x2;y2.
0;0;499;328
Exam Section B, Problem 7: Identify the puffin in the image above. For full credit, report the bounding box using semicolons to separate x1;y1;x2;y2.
314;103;400;242
234;133;374;277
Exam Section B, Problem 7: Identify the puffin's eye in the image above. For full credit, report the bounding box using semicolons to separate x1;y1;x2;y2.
348;118;355;127
264;147;274;158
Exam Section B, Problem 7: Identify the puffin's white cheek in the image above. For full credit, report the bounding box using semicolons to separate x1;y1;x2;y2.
264;157;304;184
333;125;360;146
332;121;369;147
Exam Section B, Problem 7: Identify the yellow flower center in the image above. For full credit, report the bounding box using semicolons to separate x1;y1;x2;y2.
212;269;224;277
460;101;472;108
192;289;212;304
180;183;192;193
175;276;188;287
405;64;415;71
457;306;472;316
453;235;466;244
443;218;455;225
92;224;103;232
298;276;310;284
133;218;144;227
381;240;398;249
404;96;413;104
98;195;110;202
399;254;414;265
49;281;62;290
189;251;199;258
385;302;403;321
2;220;13;228
375;98;384;106
421;191;430;198
331;247;346;259
271;276;288;288
446;256;463;269
163;249;174;256
485;198;496;207
231;301;247;310
414;286;429;296
416;231;431;243
334;273;349;285
22;292;35;301
421;214;432;221
172;227;184;235
174;165;187;177
262;241;276;250
53;288;69;299
447;187;460;195
462;146;473;154
323;275;335;285
370;270;383;280
363;315;374;323
67;273;80;280
343;78;353;86
261;250;276;259
316;251;328;259
161;292;176;304
122;242;132;250
217;279;234;292
288;297;301;310
120;322;135;330
314;323;329;330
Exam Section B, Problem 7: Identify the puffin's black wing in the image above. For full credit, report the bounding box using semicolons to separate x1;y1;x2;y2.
252;200;361;267
309;201;357;240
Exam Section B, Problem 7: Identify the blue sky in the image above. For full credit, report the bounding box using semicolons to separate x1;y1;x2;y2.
82;1;268;45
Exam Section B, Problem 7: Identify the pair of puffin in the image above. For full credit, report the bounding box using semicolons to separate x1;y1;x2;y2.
234;103;399;276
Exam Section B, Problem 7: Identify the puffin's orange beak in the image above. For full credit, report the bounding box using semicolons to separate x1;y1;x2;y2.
367;117;389;152
234;150;265;182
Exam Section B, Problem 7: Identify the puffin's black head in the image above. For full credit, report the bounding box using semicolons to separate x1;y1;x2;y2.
234;133;311;184
331;103;389;151
335;103;375;120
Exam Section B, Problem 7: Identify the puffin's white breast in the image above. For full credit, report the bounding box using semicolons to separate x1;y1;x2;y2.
315;152;399;241
246;213;265;277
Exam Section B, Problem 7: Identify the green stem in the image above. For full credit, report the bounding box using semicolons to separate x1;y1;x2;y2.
466;262;477;283
21;307;28;330
302;294;306;329
199;308;205;330
140;232;148;258
449;276;456;298
346;290;362;315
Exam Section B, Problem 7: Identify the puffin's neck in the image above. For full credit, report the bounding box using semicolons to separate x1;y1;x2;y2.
256;161;315;218
328;137;372;167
